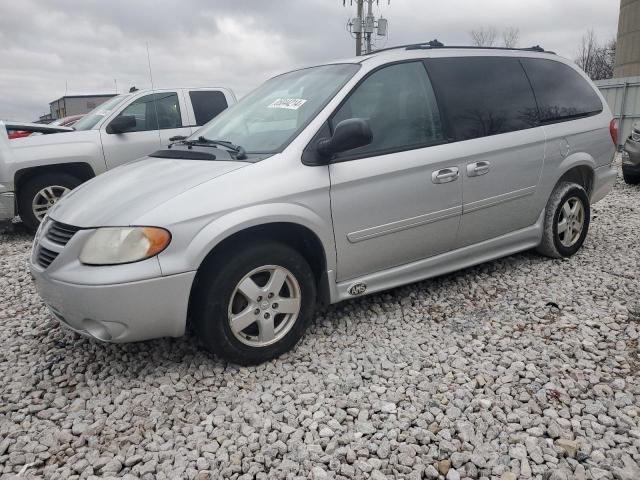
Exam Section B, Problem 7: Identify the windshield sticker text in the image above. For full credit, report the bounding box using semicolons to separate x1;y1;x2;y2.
268;98;307;110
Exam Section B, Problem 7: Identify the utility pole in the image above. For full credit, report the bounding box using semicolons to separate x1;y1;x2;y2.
345;0;389;56
365;0;374;54
355;0;363;56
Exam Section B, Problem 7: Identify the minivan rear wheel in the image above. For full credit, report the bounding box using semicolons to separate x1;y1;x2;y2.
18;173;83;233
536;182;590;259
192;241;317;364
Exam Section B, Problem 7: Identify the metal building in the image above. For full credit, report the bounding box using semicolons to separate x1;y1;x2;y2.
49;94;117;120
614;0;640;77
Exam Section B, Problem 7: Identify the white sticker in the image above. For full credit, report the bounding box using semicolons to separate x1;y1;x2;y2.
94;109;111;116
268;98;307;110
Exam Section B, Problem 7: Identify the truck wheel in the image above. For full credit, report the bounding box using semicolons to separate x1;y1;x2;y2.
192;241;317;365
536;182;590;259
18;173;83;233
622;166;640;185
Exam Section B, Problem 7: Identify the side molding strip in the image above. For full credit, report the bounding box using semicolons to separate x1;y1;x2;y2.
346;205;462;243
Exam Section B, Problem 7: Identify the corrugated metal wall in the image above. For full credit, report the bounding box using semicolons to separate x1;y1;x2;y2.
596;76;640;148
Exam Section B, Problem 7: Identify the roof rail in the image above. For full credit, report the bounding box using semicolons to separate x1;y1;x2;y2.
367;40;554;55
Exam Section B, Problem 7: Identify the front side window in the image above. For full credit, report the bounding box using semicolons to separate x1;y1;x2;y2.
331;61;444;157
521;58;603;122
189;91;228;125
425;57;540;142
193;64;360;153
109;92;182;133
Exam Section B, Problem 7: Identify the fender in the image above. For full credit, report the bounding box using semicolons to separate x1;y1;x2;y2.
10;131;106;187
539;151;596;201
158;202;337;276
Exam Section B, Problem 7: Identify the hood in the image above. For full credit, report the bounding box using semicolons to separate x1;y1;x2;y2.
48;157;249;227
10;129;101;159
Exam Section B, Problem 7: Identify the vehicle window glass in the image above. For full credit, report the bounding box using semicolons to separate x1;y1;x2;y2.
521;58;602;122
111;92;182;133
193;64;359;153
331;61;444;157
189;91;228;125
424;57;539;142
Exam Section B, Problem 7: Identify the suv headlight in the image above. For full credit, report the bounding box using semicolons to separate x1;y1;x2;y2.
79;227;171;265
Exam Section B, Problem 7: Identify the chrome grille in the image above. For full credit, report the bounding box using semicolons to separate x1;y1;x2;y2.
45;221;81;246
36;246;58;269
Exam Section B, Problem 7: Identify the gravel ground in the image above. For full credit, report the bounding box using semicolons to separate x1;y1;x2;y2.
1;175;639;480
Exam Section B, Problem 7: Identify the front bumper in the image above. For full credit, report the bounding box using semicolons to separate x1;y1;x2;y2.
0;191;15;220
31;266;196;342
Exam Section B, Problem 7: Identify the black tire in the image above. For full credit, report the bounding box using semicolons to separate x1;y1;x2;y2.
18;173;83;233
536;182;590;259
622;166;640;185
192;241;317;365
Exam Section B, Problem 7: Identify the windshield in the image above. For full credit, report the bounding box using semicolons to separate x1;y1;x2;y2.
192;63;360;153
73;95;129;131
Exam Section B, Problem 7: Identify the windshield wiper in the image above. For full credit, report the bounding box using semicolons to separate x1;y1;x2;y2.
180;136;247;160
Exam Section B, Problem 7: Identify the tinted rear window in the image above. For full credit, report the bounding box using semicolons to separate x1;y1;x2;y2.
521;58;602;122
189;91;228;125
425;57;539;141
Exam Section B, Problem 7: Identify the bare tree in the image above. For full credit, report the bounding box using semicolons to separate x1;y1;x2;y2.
502;27;520;48
575;29;616;80
470;26;519;48
470;27;498;47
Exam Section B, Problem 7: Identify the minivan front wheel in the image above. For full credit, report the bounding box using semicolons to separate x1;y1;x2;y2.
193;241;317;364
537;182;590;259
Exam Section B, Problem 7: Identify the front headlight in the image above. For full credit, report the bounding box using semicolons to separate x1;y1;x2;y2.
79;227;171;265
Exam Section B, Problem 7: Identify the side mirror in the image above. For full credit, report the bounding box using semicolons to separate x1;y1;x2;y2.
107;115;136;134
317;118;372;157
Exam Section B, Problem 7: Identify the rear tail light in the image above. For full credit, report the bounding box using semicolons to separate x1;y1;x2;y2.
609;118;618;146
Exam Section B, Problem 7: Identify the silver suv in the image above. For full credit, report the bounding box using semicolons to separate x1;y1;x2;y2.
30;43;617;364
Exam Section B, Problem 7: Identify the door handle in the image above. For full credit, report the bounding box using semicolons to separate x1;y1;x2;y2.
466;161;491;177
431;167;459;184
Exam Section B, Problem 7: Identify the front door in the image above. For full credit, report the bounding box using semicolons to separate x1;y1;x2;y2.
100;91;191;169
424;56;546;247
328;61;462;281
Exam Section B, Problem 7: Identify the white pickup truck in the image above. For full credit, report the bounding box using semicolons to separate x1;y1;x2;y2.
0;87;236;231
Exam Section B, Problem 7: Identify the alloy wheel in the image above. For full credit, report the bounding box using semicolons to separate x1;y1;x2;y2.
557;196;585;248
32;185;71;221
227;265;302;347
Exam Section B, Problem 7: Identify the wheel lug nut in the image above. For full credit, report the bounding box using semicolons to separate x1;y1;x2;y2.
272;303;278;309
254;309;260;315
267;293;274;299
264;313;270;319
256;296;262;302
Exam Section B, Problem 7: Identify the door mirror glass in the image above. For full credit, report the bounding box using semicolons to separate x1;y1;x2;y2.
107;115;136;134
318;118;372;157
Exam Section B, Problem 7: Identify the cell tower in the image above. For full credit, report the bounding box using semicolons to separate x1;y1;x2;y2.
344;0;390;55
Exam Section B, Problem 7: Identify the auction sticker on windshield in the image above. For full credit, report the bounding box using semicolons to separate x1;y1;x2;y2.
268;98;307;110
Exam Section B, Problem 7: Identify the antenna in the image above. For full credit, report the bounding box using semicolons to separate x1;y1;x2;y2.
146;42;161;143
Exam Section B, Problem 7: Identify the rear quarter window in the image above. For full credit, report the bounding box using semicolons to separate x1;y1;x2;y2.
189;91;229;126
424;57;539;142
521;58;603;123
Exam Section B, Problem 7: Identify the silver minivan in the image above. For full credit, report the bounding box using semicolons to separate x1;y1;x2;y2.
30;43;617;364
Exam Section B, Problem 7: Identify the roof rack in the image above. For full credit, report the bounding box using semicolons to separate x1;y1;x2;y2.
367;40;554;56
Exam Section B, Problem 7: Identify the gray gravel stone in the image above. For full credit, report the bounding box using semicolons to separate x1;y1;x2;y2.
0;176;639;478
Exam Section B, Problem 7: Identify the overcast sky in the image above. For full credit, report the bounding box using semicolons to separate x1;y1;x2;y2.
0;0;619;121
